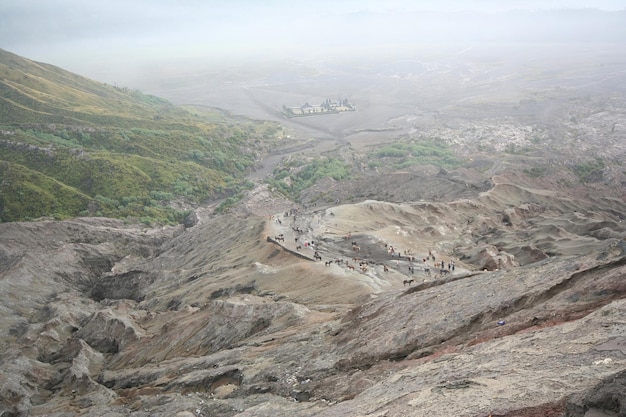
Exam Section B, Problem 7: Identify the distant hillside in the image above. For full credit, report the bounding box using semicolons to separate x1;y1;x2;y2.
0;48;281;223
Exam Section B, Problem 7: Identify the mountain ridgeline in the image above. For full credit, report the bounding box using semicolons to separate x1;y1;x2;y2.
0;48;281;223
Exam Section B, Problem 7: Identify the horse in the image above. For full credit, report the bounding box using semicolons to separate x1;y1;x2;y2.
403;279;415;286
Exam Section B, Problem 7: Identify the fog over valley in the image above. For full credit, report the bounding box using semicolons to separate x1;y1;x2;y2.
5;1;620;140
2;0;626;93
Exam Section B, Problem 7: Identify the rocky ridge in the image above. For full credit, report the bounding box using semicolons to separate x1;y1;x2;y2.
1;173;625;416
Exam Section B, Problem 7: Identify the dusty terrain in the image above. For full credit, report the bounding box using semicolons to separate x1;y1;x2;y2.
2;43;626;416
1;167;625;416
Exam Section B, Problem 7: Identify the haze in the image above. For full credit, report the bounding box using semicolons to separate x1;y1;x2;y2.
2;0;625;89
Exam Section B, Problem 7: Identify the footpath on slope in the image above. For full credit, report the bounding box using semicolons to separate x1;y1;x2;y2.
262;203;476;295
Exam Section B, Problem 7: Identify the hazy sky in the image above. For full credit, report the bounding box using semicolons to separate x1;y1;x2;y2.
1;0;625;84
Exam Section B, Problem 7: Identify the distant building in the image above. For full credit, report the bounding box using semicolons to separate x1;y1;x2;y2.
283;98;355;117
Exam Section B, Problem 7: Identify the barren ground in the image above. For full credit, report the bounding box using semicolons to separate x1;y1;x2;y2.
1;43;626;416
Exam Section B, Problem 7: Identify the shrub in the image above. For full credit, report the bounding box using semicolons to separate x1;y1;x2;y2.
573;158;605;183
524;167;546;178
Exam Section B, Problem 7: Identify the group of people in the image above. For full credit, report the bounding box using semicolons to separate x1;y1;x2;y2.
270;208;461;283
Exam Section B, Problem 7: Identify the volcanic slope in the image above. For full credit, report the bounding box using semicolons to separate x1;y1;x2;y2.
0;175;625;416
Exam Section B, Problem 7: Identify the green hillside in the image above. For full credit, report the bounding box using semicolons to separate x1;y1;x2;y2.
0;48;281;223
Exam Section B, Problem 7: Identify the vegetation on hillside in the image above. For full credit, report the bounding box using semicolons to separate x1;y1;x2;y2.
262;140;461;203
365;140;460;171
267;157;351;200
0;48;281;223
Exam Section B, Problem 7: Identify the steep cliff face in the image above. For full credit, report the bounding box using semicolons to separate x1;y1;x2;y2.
0;182;625;416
